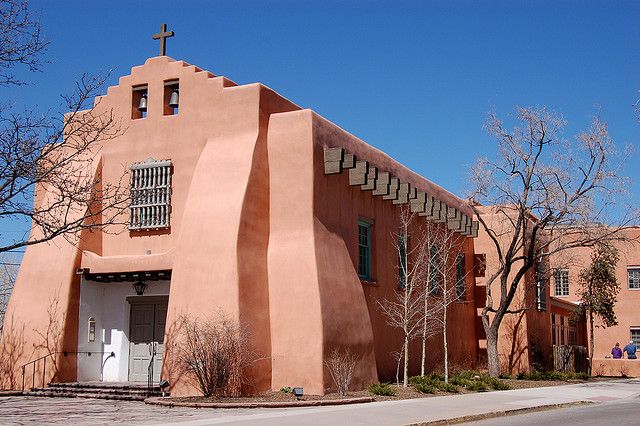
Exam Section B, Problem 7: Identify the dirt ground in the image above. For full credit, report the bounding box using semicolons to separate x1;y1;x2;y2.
169;377;624;404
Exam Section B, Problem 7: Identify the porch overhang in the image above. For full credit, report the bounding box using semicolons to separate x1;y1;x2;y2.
79;250;173;282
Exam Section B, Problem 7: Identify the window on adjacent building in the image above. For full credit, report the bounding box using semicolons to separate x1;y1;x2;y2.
358;220;371;280
536;261;547;310
429;244;441;295
631;328;640;346
88;317;96;342
628;268;640;290
129;158;172;230
554;269;569;296
398;234;407;289
456;254;466;300
568;323;577;346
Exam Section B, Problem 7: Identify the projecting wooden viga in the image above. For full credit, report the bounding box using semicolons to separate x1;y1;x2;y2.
323;147;478;238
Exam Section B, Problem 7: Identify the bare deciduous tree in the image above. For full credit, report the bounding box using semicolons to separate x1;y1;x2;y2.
469;106;638;376
418;220;442;377
0;0;129;254
173;313;255;397
0;0;48;87
324;348;358;396
379;206;431;387
0;256;18;336
429;224;468;383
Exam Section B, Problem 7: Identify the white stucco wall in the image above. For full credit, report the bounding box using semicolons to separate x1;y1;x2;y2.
77;278;170;382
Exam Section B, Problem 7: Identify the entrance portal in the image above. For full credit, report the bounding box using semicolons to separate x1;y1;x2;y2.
128;297;168;383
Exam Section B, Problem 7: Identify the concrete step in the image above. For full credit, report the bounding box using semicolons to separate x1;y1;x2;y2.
26;382;167;401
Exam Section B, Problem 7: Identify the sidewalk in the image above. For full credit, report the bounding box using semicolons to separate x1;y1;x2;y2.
167;379;640;425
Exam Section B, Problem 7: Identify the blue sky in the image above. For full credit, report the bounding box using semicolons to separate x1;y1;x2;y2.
3;0;639;252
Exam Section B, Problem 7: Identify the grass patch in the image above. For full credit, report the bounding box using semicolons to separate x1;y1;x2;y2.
368;382;397;396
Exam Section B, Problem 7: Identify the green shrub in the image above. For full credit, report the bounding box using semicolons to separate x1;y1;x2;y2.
516;371;589;382
487;377;511;390
280;386;292;393
498;373;512;379
449;371;510;391
368;382;397;396
435;381;459;393
414;382;437;394
466;380;489;392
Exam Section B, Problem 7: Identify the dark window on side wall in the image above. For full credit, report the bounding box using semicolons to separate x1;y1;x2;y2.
456;254;466;300
358;220;371;280
429;244;441;295
398;234;407;289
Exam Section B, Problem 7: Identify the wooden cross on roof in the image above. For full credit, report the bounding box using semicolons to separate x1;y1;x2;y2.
152;23;174;56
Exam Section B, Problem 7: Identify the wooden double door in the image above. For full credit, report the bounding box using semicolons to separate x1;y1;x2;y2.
128;297;168;383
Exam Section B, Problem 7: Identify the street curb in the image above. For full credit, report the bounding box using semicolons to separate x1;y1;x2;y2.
409;400;594;425
144;396;375;408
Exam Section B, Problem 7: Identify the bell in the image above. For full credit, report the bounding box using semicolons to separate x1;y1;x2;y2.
168;89;179;108
137;94;148;112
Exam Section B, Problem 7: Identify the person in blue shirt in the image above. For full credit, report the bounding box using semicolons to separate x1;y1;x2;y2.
623;340;637;359
612;342;623;359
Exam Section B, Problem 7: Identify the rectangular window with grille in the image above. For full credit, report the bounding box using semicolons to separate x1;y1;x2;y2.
554;269;569;296
358;220;371;280
628;268;640;290
456;253;466;300
631;328;640;346
129;158;172;230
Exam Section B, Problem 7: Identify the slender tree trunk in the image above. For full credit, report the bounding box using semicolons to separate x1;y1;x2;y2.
443;299;449;383
486;324;501;377
403;334;409;387
421;291;429;376
588;309;594;376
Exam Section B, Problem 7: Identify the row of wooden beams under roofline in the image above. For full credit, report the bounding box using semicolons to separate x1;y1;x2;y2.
76;269;172;283
324;147;478;238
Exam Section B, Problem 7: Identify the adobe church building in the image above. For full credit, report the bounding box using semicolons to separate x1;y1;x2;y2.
0;54;481;396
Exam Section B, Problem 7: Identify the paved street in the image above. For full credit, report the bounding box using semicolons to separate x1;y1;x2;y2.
0;380;639;425
468;398;640;426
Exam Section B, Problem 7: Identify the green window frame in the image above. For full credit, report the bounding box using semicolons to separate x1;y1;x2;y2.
358;220;371;280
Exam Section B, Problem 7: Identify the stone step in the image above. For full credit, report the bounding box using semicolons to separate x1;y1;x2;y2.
31;386;160;397
26;390;147;401
48;382;161;392
26;382;167;401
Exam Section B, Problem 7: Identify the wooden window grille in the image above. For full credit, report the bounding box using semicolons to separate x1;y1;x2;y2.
554;269;569;296
129;158;172;230
628;268;640;289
